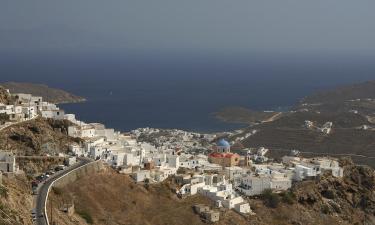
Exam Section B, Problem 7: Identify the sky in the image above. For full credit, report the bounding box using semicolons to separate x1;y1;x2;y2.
1;0;375;54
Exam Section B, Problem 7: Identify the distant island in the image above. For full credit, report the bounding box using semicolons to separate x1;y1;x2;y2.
1;82;86;104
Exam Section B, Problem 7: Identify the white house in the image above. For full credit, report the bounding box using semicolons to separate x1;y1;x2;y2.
132;170;151;182
293;164;318;181
42;109;65;120
0;151;17;173
69;144;86;157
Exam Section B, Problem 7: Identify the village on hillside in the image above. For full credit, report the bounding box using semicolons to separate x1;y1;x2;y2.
0;89;345;223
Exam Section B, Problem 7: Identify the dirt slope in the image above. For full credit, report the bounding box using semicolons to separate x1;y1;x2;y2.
49;169;248;225
0;117;81;156
0;175;33;225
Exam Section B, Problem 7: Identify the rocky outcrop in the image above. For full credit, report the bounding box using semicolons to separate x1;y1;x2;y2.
0;117;82;155
0;86;12;104
292;159;375;224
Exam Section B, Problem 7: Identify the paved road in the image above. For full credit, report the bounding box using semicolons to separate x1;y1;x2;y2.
35;158;92;225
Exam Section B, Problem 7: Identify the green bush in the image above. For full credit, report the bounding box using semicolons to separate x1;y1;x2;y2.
77;210;94;224
0;186;8;198
262;189;280;208
321;204;331;214
281;191;296;205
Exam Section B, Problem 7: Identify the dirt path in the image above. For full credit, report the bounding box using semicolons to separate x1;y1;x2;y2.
262;112;283;123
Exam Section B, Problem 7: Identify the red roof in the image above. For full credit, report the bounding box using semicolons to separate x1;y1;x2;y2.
209;152;239;158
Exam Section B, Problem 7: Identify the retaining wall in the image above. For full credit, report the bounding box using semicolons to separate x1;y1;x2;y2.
53;160;104;188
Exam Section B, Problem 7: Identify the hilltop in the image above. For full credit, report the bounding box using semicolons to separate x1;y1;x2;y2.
302;80;375;104
1;82;86;104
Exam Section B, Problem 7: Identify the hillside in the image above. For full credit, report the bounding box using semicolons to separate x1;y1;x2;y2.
215;107;280;124
47;162;375;225
1;82;85;104
224;81;375;167
0;117;82;156
302;80;375;104
48;169;248;225
231;111;375;167
0;175;34;225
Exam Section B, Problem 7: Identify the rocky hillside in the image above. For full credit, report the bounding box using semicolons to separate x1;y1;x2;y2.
290;159;375;225
46;161;375;225
0;86;13;104
2;82;85;104
0;175;34;225
48;168;248;225
0;117;82;156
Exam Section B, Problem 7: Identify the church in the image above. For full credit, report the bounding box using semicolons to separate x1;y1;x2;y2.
208;139;240;167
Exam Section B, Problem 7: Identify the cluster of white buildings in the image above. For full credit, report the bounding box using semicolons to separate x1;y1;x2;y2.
177;173;253;215
67;124;184;183
304;120;333;134
0;91;78;125
131;127;215;152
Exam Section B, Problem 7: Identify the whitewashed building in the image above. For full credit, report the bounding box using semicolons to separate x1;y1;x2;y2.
0;151;17;173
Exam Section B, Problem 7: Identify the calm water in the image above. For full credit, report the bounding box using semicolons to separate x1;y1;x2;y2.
1;51;374;132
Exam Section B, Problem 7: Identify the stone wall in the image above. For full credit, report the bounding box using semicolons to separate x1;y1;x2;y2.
53;160;105;188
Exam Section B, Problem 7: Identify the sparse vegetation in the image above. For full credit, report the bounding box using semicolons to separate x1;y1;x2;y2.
281;191;296;204
144;178;150;190
0;186;8;198
77;209;94;224
321;204;331;214
0;113;9;125
261;189;280;208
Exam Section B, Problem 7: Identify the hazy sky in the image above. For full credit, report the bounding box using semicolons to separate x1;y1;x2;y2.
1;0;375;54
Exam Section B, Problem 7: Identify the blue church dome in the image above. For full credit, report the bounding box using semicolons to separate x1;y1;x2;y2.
217;139;230;147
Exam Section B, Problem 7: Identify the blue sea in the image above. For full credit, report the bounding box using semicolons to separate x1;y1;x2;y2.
1;51;374;132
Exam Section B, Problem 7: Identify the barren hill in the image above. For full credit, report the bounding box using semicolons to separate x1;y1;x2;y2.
302;80;375;104
48;169;248;225
1;82;85;104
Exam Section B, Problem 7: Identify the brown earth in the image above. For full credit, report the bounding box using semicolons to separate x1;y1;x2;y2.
48;168;249;225
47;162;375;225
0;117;82;156
0;175;33;225
0;86;13;105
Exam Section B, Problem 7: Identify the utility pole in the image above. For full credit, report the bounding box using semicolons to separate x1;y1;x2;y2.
50;199;53;225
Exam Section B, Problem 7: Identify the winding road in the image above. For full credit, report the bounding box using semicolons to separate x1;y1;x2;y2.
35;158;92;225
